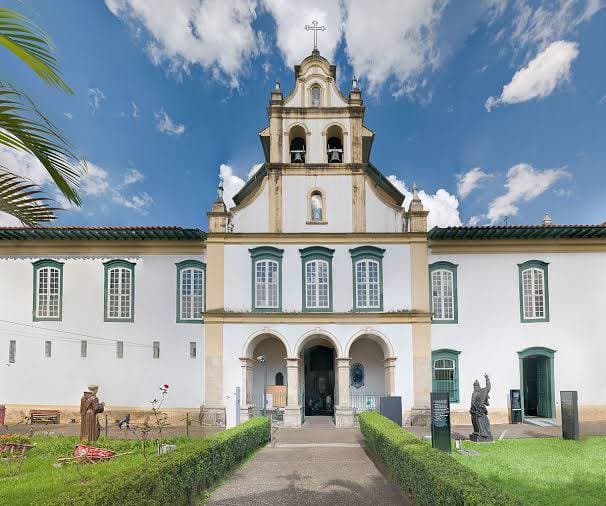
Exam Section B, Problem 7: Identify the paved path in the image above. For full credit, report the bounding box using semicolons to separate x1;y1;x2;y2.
207;418;409;505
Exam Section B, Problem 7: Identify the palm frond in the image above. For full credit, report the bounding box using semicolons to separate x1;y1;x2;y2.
0;8;72;93
0;82;84;205
0;168;58;225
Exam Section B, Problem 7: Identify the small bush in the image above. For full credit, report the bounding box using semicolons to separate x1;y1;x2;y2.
359;412;520;506
54;416;270;506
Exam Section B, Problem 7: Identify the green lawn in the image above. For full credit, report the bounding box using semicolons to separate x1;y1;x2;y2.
0;435;196;505
452;436;606;506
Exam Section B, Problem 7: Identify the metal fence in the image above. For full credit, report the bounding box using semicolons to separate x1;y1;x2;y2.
350;392;381;414
248;392;288;417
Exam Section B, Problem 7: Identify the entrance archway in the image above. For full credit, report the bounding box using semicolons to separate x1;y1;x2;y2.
303;345;335;416
518;347;556;419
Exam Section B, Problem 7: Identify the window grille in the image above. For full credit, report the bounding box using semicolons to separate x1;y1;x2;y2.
81;340;87;358
355;259;380;308
9;340;16;364
116;340;124;359
255;260;279;308
179;266;204;320
153;341;160;359
432;351;460;402
518;261;549;323
305;259;329;308
190;341;197;358
33;260;63;321
44;340;52;358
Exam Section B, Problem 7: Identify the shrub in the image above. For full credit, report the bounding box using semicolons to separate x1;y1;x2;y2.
359;412;520;506
54;416;270;506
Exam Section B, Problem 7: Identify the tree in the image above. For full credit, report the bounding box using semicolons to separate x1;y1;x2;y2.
0;8;83;225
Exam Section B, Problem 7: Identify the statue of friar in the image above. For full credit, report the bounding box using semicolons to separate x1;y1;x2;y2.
80;385;105;442
469;374;493;442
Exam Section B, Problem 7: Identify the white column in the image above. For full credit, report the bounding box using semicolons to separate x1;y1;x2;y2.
283;357;301;427
239;357;255;423
384;357;397;396
335;357;354;428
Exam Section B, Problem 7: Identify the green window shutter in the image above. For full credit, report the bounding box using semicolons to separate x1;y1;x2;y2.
32;260;64;322
349;246;385;312
103;260;136;322
176;260;206;323
249;247;284;312
432;349;461;403
300;246;334;312
428;261;458;324
518;260;550;323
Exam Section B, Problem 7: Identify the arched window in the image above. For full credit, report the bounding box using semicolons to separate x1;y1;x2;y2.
311;85;321;107
326;125;344;163
518;260;549;322
289;125;306;163
33;260;63;321
275;372;284;386
300;246;334;312
176;260;205;322
432;349;460;402
429;262;458;323
103;260;135;322
310;191;323;222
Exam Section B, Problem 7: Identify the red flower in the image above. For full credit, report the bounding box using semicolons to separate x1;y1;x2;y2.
163;384;169;389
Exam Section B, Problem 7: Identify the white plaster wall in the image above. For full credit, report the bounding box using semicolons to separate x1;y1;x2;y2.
349;338;386;395
222;323;414;427
231;182;269;233
429;251;606;410
365;181;404;233
223;243;411;312
0;254;204;409
284;74;348;109
249;338;288;403
282;174;352;232
282;118;352;164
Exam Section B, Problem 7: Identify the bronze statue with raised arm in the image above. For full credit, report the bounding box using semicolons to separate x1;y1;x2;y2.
470;373;493;442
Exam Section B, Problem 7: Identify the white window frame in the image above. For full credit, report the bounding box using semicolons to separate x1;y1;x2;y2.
179;266;205;321
522;268;546;320
355;259;381;309
431;269;454;321
305;259;330;309
104;261;135;322
255;259;279;309
33;261;63;321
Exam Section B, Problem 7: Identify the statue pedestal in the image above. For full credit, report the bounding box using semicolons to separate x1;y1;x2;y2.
469;433;493;443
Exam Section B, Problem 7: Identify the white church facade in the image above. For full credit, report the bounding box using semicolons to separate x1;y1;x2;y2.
2;50;605;428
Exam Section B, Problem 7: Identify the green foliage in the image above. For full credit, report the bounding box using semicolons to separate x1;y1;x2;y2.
0;433;33;445
358;412;520;506
55;417;271;506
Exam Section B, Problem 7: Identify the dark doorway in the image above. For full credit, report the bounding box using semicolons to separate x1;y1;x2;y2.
522;355;552;417
304;345;335;416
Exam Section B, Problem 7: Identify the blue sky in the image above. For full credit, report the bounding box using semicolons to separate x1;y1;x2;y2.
2;0;605;229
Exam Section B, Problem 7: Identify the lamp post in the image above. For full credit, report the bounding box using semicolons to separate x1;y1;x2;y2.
257;355;267;416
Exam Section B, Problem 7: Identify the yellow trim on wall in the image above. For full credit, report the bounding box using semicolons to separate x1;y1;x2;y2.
204;311;431;324
206;232;425;244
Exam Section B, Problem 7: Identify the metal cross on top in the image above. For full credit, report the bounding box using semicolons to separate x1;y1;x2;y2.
305;20;325;51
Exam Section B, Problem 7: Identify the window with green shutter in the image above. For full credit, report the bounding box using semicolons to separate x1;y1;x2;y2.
432;349;460;403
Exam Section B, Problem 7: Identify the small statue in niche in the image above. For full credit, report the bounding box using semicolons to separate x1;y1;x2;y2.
469;373;493;442
80;384;105;442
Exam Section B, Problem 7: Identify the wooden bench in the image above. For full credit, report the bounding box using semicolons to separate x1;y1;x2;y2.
29;410;61;424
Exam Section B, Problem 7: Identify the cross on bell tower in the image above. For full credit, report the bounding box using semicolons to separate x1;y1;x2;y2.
305;20;325;51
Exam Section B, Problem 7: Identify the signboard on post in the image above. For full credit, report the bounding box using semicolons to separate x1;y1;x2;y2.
560;391;579;440
379;396;402;427
430;392;451;453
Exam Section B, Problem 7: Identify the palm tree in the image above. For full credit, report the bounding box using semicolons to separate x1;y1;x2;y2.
0;8;83;225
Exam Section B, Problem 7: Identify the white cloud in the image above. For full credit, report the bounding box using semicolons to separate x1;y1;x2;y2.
510;0;602;52
88;88;105;114
112;191;153;214
219;163;245;208
247;163;263;179
154;109;186;136
262;0;343;67
457;167;493;198
64;112;73;120
486;163;570;223
122;168;144;186
343;0;446;96
80;162;110;196
105;0;264;88
0;211;23;226
0;145;49;186
387;175;462;229
486;40;579;111
130;101;139;118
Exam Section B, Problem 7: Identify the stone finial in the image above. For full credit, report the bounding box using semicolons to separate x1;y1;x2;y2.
409;181;424;212
352;75;359;90
542;212;553;226
407;181;428;232
274;81;280;92
207;180;230;233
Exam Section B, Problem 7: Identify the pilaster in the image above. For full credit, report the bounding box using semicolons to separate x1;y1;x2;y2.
283;357;301;427
335;357;354;428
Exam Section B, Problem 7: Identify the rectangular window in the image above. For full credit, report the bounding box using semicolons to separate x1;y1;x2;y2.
9;340;16;364
81;340;87;358
153;341;160;359
190;341;197;359
305;260;329;308
104;261;135;322
33;261;63;321
429;262;458;323
177;262;205;322
355;260;380;308
519;261;549;323
116;340;124;359
255;260;279;308
44;340;52;358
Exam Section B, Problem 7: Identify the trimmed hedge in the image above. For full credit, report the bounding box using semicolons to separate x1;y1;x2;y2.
359;412;520;506
55;416;270;506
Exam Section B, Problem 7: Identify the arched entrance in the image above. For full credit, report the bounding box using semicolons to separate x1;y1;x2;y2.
518;347;556;419
240;331;290;421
